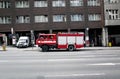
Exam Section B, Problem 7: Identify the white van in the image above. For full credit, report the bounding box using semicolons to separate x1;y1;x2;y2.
16;36;30;48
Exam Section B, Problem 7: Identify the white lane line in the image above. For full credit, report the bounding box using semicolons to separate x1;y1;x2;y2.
0;59;120;66
88;63;120;66
0;60;44;63
45;73;105;77
0;59;89;63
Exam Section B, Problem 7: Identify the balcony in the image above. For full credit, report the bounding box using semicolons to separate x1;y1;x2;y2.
105;19;120;26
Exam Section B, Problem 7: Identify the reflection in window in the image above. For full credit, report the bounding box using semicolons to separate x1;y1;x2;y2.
70;0;83;6
35;15;48;23
71;14;84;21
87;0;100;6
88;14;101;21
0;1;11;8
16;15;30;23
0;16;11;24
15;0;29;8
53;15;66;22
52;0;65;7
34;0;48;7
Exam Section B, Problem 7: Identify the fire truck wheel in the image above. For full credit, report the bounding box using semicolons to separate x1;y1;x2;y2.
68;45;74;51
42;45;49;52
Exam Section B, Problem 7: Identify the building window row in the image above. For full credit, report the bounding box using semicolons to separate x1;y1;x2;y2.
0;16;11;24
70;0;83;7
71;14;84;21
88;14;101;21
0;0;101;9
87;0;100;6
52;0;66;7
34;0;48;7
53;15;66;22
0;1;11;8
15;0;29;8
0;14;101;24
35;15;48;23
108;0;119;4
106;9;119;20
16;16;30;23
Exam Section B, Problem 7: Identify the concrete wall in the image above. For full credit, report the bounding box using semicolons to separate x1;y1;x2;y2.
104;0;120;26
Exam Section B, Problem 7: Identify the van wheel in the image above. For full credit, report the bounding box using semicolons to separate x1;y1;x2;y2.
68;45;74;51
42;45;49;52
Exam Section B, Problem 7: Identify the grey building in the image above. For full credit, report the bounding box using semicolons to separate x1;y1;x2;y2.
104;0;120;46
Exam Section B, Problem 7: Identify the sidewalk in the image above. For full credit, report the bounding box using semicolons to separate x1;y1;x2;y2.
1;46;120;51
1;46;39;51
82;46;120;50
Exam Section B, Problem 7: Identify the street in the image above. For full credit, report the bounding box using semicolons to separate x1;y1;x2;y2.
0;46;120;79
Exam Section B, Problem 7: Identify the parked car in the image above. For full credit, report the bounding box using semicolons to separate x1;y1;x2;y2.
16;36;30;48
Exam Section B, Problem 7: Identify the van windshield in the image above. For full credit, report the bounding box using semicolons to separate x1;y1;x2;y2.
19;39;26;42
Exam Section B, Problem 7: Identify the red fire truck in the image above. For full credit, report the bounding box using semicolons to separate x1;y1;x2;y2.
36;32;84;52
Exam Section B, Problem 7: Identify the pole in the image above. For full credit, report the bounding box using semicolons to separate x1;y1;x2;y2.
11;27;16;46
31;30;35;49
85;28;89;47
11;28;14;34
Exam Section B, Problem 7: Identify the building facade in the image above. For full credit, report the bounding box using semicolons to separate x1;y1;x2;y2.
0;0;104;46
104;0;120;46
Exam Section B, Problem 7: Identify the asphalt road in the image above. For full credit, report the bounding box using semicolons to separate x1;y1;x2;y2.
0;47;120;79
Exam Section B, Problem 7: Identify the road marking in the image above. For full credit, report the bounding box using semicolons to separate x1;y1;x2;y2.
89;63;120;66
0;59;89;63
0;59;120;66
45;73;105;77
47;59;85;62
0;60;44;63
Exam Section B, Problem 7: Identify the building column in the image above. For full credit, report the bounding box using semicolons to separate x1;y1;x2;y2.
68;28;71;33
11;27;14;34
105;28;109;46
30;30;35;45
49;29;53;34
102;27;108;46
94;30;97;46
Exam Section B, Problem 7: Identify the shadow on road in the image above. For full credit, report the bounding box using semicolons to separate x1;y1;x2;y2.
38;48;104;52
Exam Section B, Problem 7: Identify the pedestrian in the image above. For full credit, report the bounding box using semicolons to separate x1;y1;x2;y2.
2;40;6;51
91;40;94;47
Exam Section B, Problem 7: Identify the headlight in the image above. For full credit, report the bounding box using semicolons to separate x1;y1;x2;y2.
38;41;41;43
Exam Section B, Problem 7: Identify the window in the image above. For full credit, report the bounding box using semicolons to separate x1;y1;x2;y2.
70;0;83;6
15;0;29;8
0;1;11;8
34;0;48;7
52;0;65;7
0;16;11;24
16;15;30;23
88;14;101;21
108;0;119;3
106;9;119;20
35;15;48;23
53;15;66;22
71;14;84;21
87;0;100;6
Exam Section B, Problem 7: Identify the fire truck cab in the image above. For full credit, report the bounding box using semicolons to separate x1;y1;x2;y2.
36;34;57;51
36;32;84;52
